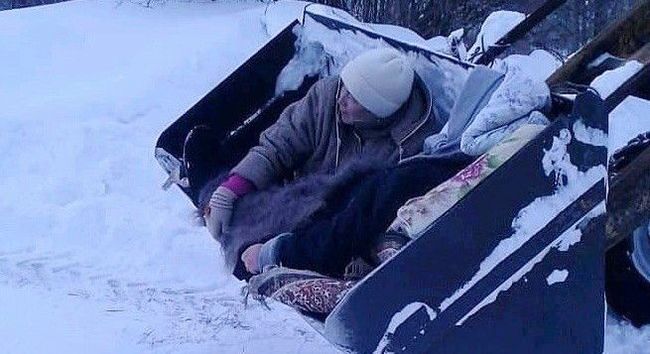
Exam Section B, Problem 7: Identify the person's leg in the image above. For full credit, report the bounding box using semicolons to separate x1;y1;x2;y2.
258;158;468;277
244;232;409;315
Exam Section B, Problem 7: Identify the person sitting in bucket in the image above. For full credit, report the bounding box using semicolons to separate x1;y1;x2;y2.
205;48;439;241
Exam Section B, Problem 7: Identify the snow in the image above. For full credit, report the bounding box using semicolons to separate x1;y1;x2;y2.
494;49;562;82
446;28;467;60
298;7;463;70
605;317;650;354
2;1;649;352
0;286;133;354
630;222;650;283
262;0;309;37
440;127;606;312
609;96;650;157
274;26;329;94
371;23;428;46
589;53;620;68
304;3;366;28
600;66;650;354
456;202;604;327
573;119;608;147
467;11;526;62
546;269;570;285
427;35;452;54
305;3;450;54
0;1;336;353
373;302;437;354
591;61;644;98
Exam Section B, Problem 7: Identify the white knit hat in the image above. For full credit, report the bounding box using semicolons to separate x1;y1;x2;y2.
340;48;415;119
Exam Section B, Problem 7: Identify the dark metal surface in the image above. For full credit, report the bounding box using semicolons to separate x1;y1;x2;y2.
154;21;311;204
607;146;650;250
304;12;475;69
324;92;606;353
605;63;650;112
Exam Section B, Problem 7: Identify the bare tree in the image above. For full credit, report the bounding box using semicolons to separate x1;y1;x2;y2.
2;0;65;10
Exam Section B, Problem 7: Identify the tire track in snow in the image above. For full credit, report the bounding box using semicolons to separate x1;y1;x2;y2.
0;250;330;351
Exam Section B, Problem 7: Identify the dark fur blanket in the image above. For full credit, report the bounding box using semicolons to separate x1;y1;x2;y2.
197;161;387;274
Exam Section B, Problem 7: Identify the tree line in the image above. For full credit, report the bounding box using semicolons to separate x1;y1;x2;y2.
2;0;638;56
313;0;638;55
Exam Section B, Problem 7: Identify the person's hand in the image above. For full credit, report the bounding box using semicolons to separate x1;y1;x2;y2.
205;186;238;241
242;243;263;274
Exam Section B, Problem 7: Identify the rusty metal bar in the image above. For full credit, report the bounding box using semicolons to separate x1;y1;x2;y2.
547;0;650;86
607;146;650;250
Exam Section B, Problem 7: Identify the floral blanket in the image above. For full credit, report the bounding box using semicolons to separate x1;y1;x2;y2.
389;123;546;239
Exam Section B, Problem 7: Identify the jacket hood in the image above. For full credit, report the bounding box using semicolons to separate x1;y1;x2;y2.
387;73;434;146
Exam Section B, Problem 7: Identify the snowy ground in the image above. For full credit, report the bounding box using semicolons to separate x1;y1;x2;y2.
0;1;336;353
0;1;648;353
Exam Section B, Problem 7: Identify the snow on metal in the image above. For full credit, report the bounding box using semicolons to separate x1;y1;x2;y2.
546;269;570;285
609;96;650;157
456;203;602;326
439;128;605;313
373;302;437;354
573;120;608;147
591;61;644;99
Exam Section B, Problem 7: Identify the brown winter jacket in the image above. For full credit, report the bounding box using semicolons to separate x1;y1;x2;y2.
230;74;438;189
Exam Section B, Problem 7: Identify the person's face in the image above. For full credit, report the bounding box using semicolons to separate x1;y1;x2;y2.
338;84;376;125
